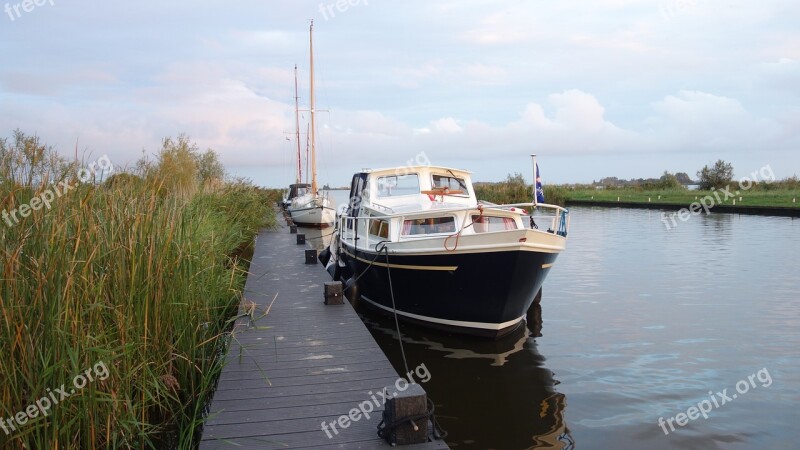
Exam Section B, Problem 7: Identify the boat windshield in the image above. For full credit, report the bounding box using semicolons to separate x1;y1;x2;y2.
376;174;420;197
432;174;468;193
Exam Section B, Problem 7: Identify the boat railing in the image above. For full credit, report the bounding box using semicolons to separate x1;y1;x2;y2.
478;202;570;237
338;202;569;251
339;215;388;251
370;202;395;214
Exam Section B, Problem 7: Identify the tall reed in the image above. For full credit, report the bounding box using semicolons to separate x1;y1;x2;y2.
0;131;276;449
473;173;567;206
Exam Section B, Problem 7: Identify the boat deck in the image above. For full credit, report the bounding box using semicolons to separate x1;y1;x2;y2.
199;221;449;449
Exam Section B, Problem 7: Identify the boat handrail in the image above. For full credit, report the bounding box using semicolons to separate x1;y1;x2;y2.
338;202;569;250
358;201;567;218
370;202;395;214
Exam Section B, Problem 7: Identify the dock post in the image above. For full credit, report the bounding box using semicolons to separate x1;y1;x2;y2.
297;234;306;245
323;281;344;305
290;225;298;234
304;249;317;264
379;383;429;445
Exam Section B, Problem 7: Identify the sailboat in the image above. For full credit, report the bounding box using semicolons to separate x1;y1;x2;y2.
287;20;336;226
283;65;310;211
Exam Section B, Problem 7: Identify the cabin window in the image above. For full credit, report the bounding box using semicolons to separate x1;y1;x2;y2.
401;217;456;236
368;219;389;239
431;174;468;194
376;174;420;197
472;215;517;232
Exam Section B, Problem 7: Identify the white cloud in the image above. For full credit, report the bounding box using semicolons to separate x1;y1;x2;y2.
431;117;463;134
1;0;798;185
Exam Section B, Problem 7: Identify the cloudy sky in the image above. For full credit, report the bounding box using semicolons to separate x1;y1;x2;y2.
2;0;798;187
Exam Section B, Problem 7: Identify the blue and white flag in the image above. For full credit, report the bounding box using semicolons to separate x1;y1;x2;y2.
535;163;545;204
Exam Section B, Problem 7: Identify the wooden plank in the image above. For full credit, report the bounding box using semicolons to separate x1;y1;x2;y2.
218;361;396;382
217;367;398;389
211;376;402;402
199;222;448;449
229;342;394;360
204;401;387;426
203;418;449;449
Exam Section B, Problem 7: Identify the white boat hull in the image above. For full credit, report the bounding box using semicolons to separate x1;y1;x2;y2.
288;193;336;226
289;205;336;225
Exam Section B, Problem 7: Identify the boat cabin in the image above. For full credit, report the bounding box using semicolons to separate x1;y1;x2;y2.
346;166;476;216
287;183;311;200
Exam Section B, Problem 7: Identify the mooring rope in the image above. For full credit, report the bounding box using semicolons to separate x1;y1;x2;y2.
378;242;410;377
444;204;482;252
377;398;448;442
341;240;389;293
342;239;448;444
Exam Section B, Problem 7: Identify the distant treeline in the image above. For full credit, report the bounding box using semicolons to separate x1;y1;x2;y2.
474;171;799;207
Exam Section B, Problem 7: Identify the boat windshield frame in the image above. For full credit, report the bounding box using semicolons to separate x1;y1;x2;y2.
375;173;421;198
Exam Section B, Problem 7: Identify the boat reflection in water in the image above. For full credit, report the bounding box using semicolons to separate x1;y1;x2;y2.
359;302;575;450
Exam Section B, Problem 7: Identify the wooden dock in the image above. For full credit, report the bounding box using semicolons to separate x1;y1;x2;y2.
199;221;449;449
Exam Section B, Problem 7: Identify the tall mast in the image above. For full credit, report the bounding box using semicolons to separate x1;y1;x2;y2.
293;64;302;185
309;19;318;195
305;123;310;184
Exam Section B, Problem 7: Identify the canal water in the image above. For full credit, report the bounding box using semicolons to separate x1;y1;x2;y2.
307;201;799;450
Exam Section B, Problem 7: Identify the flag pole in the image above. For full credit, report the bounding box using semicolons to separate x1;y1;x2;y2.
531;154;538;207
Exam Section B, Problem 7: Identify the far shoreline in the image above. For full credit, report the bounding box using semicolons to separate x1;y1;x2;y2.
565;199;800;218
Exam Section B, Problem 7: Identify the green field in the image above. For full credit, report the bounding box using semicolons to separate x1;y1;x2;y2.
474;174;800;209
564;187;800;208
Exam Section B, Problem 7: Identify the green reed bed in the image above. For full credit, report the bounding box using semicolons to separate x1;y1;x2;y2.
0;132;278;449
474;174;568;206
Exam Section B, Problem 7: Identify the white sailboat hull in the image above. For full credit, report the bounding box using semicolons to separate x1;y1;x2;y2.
288;195;336;226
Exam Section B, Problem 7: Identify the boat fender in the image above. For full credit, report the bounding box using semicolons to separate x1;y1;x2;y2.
332;260;342;281
319;247;331;266
344;276;361;303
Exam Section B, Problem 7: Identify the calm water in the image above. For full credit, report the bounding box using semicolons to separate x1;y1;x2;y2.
313;205;799;450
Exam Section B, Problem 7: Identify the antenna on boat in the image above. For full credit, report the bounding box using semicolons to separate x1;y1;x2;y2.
531;154;538;207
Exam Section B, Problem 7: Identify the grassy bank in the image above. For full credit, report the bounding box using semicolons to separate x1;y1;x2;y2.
564;186;799;208
474;174;799;209
0;132;280;449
